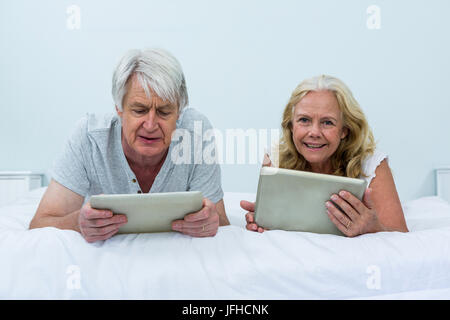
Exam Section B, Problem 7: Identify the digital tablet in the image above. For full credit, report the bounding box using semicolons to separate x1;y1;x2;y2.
90;191;203;234
254;167;367;236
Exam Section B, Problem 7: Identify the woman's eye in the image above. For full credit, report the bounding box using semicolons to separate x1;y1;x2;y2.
297;117;309;123
323;120;334;126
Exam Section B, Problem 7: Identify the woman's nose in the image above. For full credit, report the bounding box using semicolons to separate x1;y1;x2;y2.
308;122;321;137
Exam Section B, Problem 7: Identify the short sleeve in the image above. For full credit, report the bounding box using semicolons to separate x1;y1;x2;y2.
189;162;224;203
50;116;91;197
186;113;224;203
361;149;388;187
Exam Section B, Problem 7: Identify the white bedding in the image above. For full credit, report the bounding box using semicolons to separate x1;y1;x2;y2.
1;187;450;300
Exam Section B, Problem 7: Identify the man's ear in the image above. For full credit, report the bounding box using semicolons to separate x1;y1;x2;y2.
115;105;123;118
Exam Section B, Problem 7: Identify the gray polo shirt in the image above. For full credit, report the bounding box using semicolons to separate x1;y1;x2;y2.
51;107;223;203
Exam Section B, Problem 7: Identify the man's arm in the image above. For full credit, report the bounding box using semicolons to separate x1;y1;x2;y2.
29;179;84;231
30;179;128;242
215;199;230;226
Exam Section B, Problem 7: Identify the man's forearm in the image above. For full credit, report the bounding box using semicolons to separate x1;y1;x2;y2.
29;210;81;233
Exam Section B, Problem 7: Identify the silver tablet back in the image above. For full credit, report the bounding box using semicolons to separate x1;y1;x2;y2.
254;167;367;235
90;191;203;234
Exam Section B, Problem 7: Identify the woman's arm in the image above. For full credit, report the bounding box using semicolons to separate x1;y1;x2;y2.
326;159;409;236
366;159;408;232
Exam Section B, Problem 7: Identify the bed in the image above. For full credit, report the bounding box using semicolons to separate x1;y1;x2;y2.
1;187;450;300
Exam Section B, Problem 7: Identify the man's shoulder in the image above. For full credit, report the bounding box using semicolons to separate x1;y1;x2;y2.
68;112;119;147
177;107;213;132
84;112;119;134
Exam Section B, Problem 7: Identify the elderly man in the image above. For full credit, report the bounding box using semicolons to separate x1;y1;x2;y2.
29;48;229;242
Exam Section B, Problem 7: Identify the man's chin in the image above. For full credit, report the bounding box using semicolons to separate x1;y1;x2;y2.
135;144;168;158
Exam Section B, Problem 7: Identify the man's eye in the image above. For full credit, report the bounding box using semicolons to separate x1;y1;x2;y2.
133;109;146;115
157;110;170;116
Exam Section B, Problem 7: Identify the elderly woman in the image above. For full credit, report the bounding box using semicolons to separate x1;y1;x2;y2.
30;48;229;242
241;75;408;237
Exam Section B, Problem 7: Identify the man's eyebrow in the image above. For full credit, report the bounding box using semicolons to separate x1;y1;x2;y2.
130;102;149;108
157;104;176;109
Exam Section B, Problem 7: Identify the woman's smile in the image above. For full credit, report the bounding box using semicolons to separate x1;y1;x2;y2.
303;142;328;151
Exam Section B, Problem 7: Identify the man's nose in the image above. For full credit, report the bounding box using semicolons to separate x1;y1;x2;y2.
143;109;157;131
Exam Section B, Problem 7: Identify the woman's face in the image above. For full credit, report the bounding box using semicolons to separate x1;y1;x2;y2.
291;90;348;173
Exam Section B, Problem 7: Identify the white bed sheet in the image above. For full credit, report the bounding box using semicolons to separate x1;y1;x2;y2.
1;188;450;300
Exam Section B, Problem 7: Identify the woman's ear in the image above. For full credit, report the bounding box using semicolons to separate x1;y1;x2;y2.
341;127;349;140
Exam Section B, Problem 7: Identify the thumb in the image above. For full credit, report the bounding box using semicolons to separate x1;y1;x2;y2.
262;153;272;167
240;200;255;212
363;188;375;209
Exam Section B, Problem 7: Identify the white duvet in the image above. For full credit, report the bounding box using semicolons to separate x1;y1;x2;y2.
1;188;450;300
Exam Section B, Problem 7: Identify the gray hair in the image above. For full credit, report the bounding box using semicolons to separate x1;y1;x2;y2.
112;48;189;112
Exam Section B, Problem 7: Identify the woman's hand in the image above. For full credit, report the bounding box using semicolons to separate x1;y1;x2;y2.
240;200;268;233
325;188;386;237
240;153;273;233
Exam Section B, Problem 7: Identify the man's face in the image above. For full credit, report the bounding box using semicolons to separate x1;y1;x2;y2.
116;73;178;163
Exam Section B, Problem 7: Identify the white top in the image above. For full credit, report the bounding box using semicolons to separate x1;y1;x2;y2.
360;149;388;187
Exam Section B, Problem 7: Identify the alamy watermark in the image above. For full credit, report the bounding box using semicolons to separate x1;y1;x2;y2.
366;5;381;30
366;265;381;290
66;5;81;30
66;264;81;290
170;121;280;166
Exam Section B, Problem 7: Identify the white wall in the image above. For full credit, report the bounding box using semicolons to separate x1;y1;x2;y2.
1;0;449;202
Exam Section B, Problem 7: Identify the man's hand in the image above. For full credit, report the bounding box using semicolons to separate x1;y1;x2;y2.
171;198;220;237
78;202;128;243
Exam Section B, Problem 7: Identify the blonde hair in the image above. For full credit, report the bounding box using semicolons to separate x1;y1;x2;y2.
278;75;376;178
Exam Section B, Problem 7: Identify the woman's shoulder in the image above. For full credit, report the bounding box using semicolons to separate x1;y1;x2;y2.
361;148;388;186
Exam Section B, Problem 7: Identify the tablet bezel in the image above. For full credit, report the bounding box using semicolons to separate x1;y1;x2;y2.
90;191;203;234
254;167;367;235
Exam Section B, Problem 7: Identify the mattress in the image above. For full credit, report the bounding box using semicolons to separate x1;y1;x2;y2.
1;188;450;299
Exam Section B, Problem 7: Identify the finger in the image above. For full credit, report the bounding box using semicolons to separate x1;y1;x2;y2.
240;200;255;212
262;153;272;167
329;194;359;221
83;222;126;237
337;190;367;215
174;213;219;230
362;188;375;210
85;227;120;243
245;212;254;223
326;202;352;231
246;223;258;231
174;220;218;237
83;203;114;220
183;200;212;222
83;214;127;228
326;210;350;236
